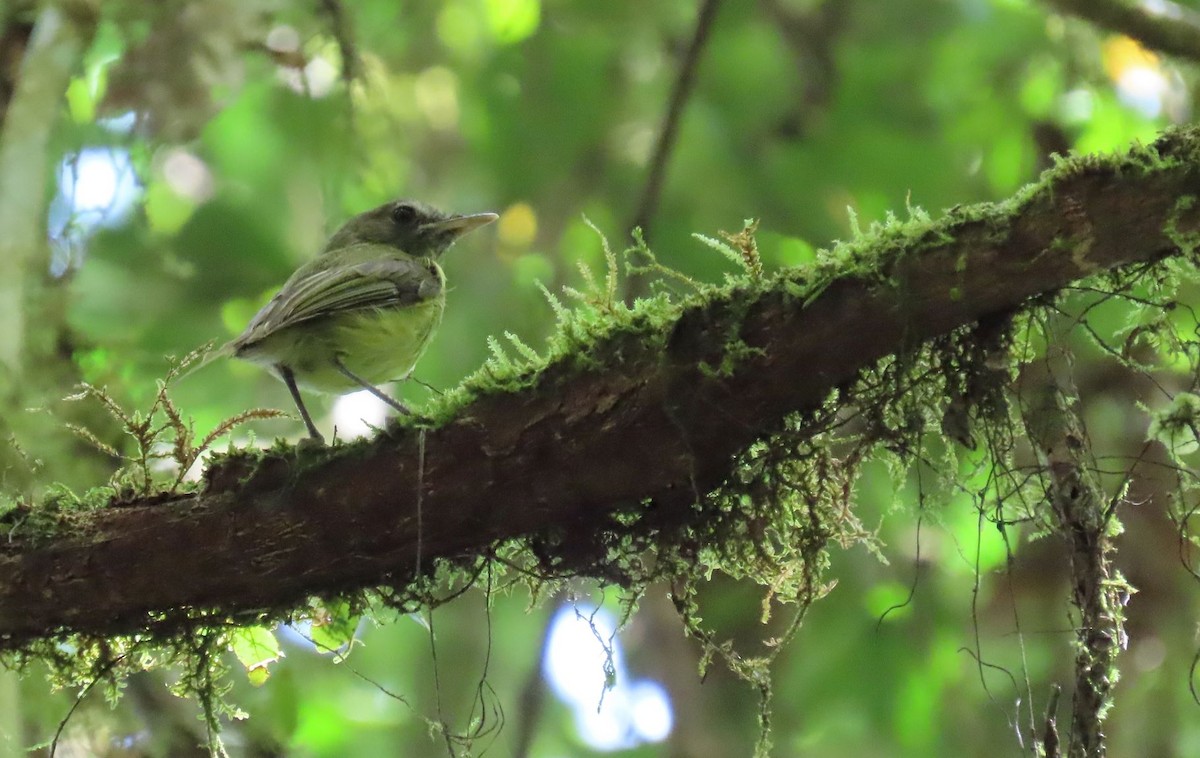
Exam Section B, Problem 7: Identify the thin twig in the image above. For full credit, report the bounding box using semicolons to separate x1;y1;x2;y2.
50;654;126;757
626;0;722;297
761;0;849;131
1043;684;1062;758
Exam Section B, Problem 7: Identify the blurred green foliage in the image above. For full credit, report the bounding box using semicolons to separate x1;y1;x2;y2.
6;0;1200;755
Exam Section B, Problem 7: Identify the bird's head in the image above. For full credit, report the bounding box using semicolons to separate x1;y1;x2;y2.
322;199;498;257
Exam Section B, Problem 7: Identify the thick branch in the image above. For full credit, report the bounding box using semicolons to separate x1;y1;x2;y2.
1044;0;1200;63
4;130;1200;645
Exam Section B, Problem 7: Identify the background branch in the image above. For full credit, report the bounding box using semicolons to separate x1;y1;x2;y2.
0;1;96;375
626;0;722;299
1022;357;1122;756
317;0;358;86
1044;0;1200;62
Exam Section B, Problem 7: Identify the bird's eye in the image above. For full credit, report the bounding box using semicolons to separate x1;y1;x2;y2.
391;203;417;224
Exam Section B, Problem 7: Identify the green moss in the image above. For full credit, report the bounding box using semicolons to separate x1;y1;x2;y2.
1165;195;1200;260
0;482;113;546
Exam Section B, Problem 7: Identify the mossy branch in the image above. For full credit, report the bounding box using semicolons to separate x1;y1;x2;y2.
1022;359;1125;756
3;128;1200;646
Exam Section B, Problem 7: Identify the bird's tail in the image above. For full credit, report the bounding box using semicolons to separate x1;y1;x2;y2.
168;340;235;386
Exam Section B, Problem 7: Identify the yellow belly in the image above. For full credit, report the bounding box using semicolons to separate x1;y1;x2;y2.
239;297;445;393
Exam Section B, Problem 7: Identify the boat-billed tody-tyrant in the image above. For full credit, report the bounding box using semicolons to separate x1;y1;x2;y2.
222;199;496;441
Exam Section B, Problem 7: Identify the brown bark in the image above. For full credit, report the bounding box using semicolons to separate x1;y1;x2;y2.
2;130;1200;646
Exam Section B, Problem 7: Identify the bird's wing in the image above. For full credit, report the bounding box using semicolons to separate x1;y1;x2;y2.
234;250;439;349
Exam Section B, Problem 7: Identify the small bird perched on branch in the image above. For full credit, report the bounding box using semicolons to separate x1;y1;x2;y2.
220;199;496;441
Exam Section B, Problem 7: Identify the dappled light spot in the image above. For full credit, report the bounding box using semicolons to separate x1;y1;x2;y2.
483;0;541;45
498;201;538;248
544;604;673;751
415;66;460;130
333;389;390;440
1103;36;1174;118
161;148;214;202
266;24;301;57
48;147;142;274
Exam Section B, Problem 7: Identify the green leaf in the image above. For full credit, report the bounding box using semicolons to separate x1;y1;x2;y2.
229;626;282;686
309;600;359;658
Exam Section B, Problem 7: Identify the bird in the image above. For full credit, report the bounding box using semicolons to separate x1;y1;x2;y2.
221;198;497;441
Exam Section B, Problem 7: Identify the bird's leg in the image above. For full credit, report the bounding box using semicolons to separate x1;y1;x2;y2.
277;364;324;442
332;356;412;415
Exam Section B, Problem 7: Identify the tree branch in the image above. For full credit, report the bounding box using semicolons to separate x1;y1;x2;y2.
4;129;1200;646
1044;0;1200;63
316;0;358;86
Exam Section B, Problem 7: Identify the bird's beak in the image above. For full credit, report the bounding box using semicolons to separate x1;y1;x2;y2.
422;212;499;238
